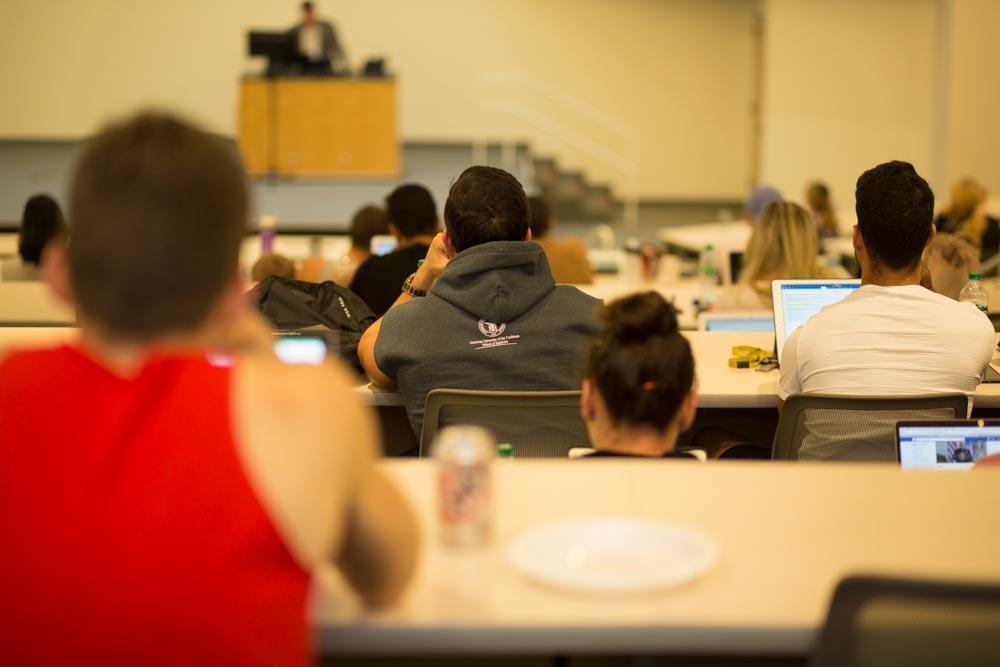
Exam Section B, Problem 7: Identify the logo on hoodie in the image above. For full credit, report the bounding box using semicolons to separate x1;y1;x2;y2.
477;320;507;338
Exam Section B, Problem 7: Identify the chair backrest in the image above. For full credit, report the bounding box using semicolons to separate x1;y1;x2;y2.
773;393;969;461
812;575;1000;667
419;389;589;458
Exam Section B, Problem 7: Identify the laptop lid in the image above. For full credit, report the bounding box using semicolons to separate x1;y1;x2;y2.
896;420;1000;470
771;279;861;362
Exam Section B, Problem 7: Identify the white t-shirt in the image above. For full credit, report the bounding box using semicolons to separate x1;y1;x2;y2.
298;23;323;60
779;284;995;402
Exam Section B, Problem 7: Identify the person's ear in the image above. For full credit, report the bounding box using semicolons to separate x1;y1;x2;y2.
678;390;699;432
525;228;533;242
442;230;457;258
925;222;937;248
580;378;596;422
388;223;400;239
852;224;864;257
214;274;249;325
41;239;73;306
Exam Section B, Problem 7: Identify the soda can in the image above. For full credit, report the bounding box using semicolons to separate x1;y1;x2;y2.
436;425;495;547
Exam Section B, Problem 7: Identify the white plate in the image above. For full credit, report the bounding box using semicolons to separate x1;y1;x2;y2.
507;517;719;593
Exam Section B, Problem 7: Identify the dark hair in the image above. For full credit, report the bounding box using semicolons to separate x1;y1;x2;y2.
444;166;530;253
18;194;66;265
585;292;694;432
349;205;390;249
384;184;437;238
855;160;934;272
527;195;551;238
68;112;247;341
301;1;314;12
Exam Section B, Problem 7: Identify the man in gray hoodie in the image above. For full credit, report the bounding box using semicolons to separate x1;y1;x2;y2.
358;166;601;438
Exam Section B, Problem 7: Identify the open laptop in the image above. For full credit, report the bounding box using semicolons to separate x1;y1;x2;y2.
771;279;861;362
896;420;1000;470
698;311;774;333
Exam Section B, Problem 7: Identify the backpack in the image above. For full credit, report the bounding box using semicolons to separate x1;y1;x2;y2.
251;276;377;373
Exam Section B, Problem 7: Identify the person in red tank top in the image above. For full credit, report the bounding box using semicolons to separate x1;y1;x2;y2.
0;113;418;666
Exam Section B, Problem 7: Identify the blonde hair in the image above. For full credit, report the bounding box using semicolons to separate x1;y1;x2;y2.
944;178;986;247
806;182;838;236
741;202;821;297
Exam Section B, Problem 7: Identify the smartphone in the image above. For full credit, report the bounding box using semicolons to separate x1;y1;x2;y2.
273;336;328;366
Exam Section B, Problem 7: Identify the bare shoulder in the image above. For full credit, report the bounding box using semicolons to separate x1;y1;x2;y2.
236;356;377;461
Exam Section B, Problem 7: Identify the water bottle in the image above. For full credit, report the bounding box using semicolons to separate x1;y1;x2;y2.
436;426;495;547
259;214;277;254
698;244;718;307
959;272;988;313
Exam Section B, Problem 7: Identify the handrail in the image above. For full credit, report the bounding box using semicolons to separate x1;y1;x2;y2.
477;70;640;230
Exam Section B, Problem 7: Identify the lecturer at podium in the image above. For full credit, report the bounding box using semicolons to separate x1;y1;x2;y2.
291;1;346;74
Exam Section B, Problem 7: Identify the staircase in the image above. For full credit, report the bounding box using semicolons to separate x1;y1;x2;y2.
533;156;617;223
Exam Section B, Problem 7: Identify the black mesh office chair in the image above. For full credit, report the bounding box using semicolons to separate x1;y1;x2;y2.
812;575;1000;667
419;389;590;458
773;393;969;461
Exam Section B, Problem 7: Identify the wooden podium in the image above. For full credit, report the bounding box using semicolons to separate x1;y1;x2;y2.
239;77;399;177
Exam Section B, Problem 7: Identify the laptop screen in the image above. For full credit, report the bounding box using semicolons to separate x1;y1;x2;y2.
772;280;860;361
705;317;774;333
897;422;1000;470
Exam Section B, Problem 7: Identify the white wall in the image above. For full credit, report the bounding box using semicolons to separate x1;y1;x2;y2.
945;0;1000;196
0;0;757;200
760;0;946;218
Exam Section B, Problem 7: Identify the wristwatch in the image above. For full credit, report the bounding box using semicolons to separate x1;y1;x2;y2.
401;272;428;298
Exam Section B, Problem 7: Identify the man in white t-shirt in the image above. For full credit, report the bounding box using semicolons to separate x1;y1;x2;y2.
778;161;995;457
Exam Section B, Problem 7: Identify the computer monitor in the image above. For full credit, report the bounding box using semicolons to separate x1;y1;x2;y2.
248;31;299;73
370;235;398;256
771;279;861;362
896;421;1000;470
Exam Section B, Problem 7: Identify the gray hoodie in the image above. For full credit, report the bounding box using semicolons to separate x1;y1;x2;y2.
375;240;601;437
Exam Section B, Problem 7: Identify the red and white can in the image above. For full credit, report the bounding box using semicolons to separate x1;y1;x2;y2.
436;426;495;547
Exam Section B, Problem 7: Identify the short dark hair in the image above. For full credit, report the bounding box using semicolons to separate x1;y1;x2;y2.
855;161;934;272
585;292;694;432
527;196;551;238
18;194;66;265
349;205;390;249
68;112;247;341
444;166;530;253
384;184;437;238
301;2;314;12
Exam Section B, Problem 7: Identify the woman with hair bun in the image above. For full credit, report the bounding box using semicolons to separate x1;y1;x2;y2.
579;291;699;458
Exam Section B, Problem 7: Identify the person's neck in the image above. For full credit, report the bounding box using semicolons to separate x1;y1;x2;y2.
347;247;370;263
397;234;435;249
78;322;219;376
860;262;922;287
591;422;681;458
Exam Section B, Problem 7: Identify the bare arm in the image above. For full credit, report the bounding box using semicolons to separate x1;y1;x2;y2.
337;465;420;607
235;353;419;607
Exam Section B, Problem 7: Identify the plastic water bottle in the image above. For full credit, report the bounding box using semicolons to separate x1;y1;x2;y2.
698;244;718;306
959;272;989;313
436;426;495;547
259;214;277;254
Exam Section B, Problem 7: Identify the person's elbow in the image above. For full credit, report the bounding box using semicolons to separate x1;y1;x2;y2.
358;503;420;608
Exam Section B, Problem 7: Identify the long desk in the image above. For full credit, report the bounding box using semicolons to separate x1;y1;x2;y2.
312;460;1000;657
355;331;1000;410
0;283;75;325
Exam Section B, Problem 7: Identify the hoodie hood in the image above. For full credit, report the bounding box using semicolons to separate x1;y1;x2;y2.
430;241;556;323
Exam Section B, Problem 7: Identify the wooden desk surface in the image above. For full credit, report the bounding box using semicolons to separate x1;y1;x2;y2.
312;459;1000;655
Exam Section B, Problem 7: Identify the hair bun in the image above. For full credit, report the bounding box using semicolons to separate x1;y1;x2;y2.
600;291;679;343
